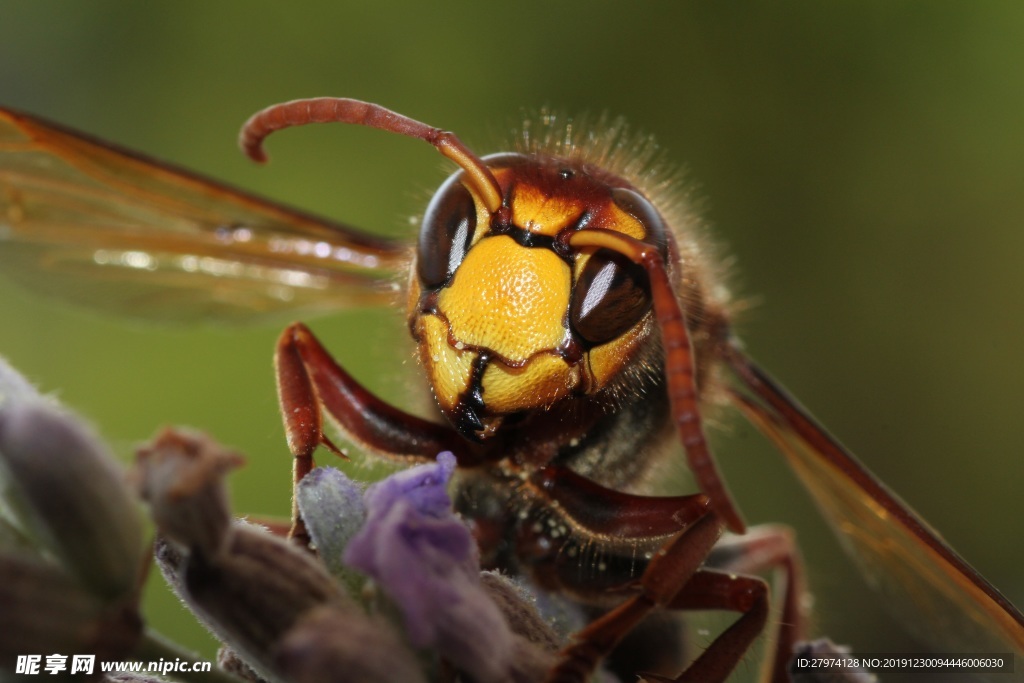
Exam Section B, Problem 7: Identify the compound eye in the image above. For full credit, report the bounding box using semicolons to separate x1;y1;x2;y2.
610;187;668;256
417;173;478;289
570;250;652;346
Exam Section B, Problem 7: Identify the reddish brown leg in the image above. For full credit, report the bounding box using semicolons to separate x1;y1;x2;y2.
544;513;725;683
644;528;805;683
531;465;714;539
275;322;476;538
567;229;744;533
706;526;805;683
523;470;800;683
659;569;771;683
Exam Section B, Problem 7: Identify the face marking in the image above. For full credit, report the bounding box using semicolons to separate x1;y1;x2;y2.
416;314;476;413
438;235;570;363
508;182;587;237
411;156;666;432
480;352;579;413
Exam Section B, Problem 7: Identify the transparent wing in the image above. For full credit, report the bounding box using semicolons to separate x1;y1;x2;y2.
0;108;410;323
724;344;1024;675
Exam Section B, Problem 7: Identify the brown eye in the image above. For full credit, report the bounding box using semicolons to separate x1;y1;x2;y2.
570;250;651;346
417;173;477;289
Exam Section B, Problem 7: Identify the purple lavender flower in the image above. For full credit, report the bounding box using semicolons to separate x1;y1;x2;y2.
343;452;517;681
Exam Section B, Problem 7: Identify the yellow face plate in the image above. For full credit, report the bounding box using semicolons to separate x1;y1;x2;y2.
438;235;570;362
410;157;664;430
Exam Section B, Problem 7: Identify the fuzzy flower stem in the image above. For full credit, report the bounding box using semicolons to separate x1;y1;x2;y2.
134;629;248;683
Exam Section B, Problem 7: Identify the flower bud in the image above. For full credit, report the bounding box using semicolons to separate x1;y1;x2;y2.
157;523;350;681
136;428;244;559
0;401;144;599
295;466;366;584
217;647;270;683
99;674;171;683
480;572;561;652
0;356;42;407
274;606;426;683
0;551;141;668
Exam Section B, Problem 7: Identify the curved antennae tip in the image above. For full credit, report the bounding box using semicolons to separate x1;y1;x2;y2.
236;98;502;206
238;136;269;164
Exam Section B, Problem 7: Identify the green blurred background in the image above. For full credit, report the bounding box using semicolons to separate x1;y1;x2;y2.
2;3;1023;681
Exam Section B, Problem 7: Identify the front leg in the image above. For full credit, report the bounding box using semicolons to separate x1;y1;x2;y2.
519;467;804;683
704;526;805;683
274;322;477;539
509;465;723;682
546;512;725;683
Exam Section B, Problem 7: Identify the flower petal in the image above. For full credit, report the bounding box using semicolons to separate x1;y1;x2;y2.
362;450;457;520
343;452;517;681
